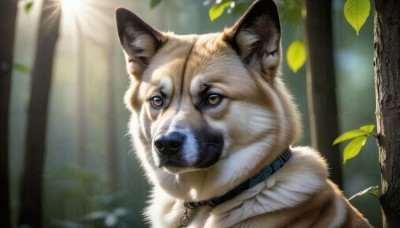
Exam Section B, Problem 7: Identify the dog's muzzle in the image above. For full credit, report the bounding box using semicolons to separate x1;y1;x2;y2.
152;128;224;170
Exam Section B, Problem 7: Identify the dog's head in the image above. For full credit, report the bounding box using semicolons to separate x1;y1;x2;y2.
116;0;300;200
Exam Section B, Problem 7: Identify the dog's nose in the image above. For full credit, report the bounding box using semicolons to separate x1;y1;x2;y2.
154;132;185;156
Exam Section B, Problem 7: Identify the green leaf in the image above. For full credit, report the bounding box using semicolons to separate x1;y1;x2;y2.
333;129;368;145
209;1;233;22
360;124;375;134
150;0;162;8
333;124;375;145
24;1;34;14
344;0;371;35
286;40;306;73
343;136;367;164
349;186;382;201
14;63;30;73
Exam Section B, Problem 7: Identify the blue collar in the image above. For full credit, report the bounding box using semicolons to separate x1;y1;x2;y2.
184;148;292;209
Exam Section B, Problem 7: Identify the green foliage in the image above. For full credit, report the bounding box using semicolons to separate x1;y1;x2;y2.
24;1;34;14
275;0;302;25
46;166;135;227
344;0;371;35
286;40;306;73
342;135;367;164
150;0;162;8
209;0;233;21
14;63;30;73
51;193;134;227
333;125;375;164
349;186;382;201
46;165;106;199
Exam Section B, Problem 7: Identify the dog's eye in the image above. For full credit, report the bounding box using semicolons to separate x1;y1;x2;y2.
150;96;164;108
207;93;223;106
266;50;277;57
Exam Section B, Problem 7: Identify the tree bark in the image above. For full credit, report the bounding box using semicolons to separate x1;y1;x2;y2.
374;0;400;227
18;0;61;227
0;0;18;226
303;0;343;188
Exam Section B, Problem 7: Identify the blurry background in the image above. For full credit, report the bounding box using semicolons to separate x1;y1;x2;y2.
6;0;380;227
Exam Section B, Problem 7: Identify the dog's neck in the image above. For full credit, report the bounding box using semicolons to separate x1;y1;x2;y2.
179;148;292;226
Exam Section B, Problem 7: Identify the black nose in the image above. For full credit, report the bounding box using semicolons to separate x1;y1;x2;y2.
154;132;185;156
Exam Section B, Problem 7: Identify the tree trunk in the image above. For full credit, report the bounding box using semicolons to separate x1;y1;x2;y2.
18;0;61;227
0;0;18;226
374;0;400;227
303;0;343;188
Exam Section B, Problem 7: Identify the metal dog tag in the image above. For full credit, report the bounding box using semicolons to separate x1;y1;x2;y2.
180;207;190;226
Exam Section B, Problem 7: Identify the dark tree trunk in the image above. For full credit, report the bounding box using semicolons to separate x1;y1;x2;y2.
18;0;61;227
374;0;400;227
303;0;343;188
0;0;18;226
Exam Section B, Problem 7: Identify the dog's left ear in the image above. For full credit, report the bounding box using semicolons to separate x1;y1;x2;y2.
224;0;281;81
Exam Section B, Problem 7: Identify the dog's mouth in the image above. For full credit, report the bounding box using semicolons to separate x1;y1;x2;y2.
157;157;186;169
152;129;224;173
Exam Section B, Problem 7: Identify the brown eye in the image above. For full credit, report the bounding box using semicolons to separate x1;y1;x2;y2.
150;96;164;108
207;93;223;106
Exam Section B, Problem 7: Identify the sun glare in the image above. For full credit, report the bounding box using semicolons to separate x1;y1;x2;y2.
61;0;86;15
59;0;115;44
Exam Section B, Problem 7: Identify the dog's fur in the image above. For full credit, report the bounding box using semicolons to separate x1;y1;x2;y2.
115;0;372;227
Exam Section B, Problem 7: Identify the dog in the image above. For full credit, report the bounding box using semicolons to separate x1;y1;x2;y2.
115;0;372;227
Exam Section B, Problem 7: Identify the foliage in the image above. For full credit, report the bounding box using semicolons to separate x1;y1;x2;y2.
344;0;371;35
51;193;134;227
46;165;106;198
24;0;34;14
286;40;306;73
349;186;382;201
79;193;133;227
274;0;302;25
209;0;234;22
150;0;162;8
13;63;30;73
333;125;376;164
46;166;135;227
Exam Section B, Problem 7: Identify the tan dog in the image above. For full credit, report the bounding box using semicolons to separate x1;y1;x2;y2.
115;0;372;227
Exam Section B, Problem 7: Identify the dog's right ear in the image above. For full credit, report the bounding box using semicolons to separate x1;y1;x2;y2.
223;0;281;82
115;8;166;77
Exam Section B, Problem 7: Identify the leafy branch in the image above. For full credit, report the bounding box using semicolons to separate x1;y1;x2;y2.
349;186;381;201
333;125;381;201
333;124;376;164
